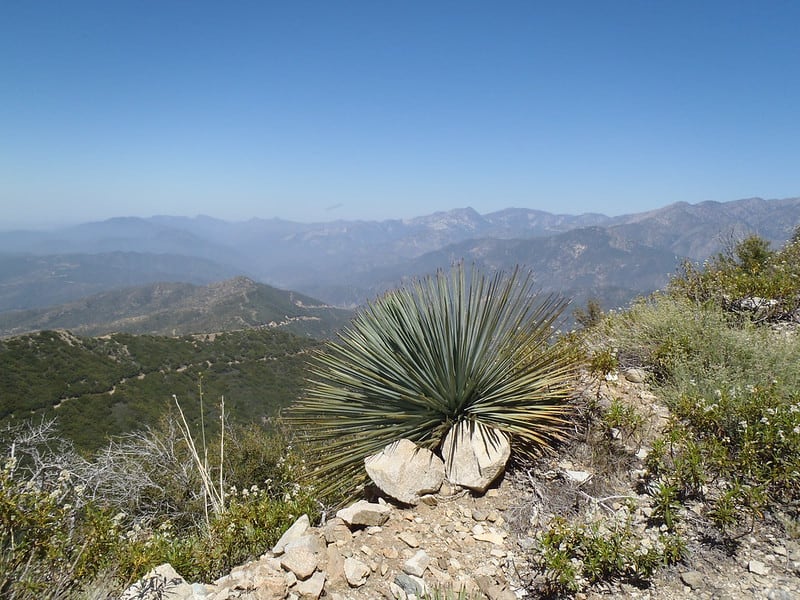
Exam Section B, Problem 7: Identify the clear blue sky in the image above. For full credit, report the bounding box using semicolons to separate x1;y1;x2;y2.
2;1;799;228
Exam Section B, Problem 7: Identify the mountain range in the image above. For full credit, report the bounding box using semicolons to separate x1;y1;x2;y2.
2;196;800;335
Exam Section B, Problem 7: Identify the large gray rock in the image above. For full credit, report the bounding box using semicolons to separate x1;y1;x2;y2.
442;422;510;492
365;438;445;505
336;500;391;527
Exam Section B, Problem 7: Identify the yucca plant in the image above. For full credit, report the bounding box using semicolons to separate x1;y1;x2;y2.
287;264;580;499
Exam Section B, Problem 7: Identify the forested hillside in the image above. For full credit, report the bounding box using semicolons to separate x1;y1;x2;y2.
0;328;318;451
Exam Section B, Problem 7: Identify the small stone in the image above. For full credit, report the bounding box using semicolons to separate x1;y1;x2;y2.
395;572;426;596
563;469;592;484
472;508;489;521
748;559;770;575
398;531;420;548
383;546;399;559
403;550;431;577
280;548;318;580
325;545;346;587
294;570;325;599
321;518;352;545
475;574;516;600
343;557;370;587
390;581;409;600
473;528;506;546
680;571;705;590
255;574;289;598
624;368;646;383
284;570;298;587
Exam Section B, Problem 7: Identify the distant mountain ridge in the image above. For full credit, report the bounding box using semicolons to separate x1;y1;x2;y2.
0;277;352;339
2;196;799;320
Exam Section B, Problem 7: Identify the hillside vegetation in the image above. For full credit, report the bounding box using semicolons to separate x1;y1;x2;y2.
2;230;800;598
0;276;353;339
0;327;318;451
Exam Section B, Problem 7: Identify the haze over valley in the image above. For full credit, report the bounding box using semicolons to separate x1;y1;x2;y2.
2;196;800;339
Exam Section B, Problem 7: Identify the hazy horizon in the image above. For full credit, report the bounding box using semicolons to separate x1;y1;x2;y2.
6;194;800;233
3;2;799;229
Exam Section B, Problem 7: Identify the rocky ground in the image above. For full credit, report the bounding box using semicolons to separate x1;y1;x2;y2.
123;374;800;600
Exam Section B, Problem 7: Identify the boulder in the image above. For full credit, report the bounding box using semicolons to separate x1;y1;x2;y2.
365;439;445;505
442;422;510;492
273;513;310;554
336;500;391;527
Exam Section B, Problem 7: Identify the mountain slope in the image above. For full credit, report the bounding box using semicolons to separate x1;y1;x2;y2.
0;251;242;311
1;197;798;310
0;277;353;338
298;226;681;312
0;328;318;451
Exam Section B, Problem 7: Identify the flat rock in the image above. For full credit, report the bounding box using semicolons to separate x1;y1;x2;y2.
284;532;325;555
749;559;770;575
398;531;420;548
563;469;593;484
680;570;705;590
365;438;445;505
403;549;431;577
336;500;392;527
442;422;510;492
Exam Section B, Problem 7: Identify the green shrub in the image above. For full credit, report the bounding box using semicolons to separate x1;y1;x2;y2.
602;398;645;445
605;288;800;537
0;457;121;599
670;231;800;321
287;265;581;499
533;515;685;595
1;413;322;594
115;482;317;583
